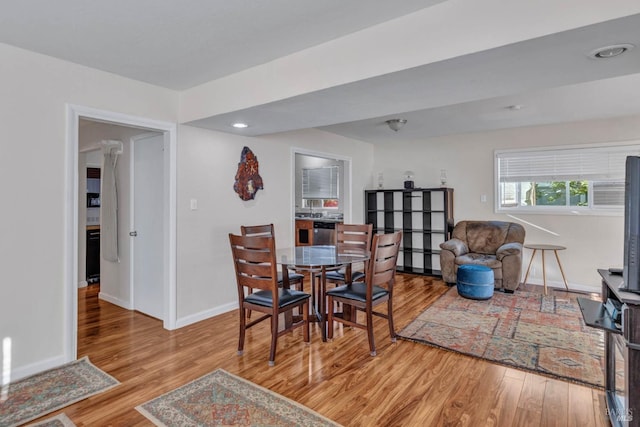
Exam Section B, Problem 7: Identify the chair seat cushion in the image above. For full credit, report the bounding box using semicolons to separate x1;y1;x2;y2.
324;270;365;282
455;253;501;269
326;282;388;303
245;289;310;308
277;272;304;283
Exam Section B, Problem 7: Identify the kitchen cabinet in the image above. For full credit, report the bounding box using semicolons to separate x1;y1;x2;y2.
365;188;454;276
295;220;313;246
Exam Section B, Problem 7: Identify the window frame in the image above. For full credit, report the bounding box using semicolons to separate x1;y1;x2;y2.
495;142;640;216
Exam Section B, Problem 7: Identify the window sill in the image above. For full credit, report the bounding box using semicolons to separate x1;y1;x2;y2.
496;207;623;217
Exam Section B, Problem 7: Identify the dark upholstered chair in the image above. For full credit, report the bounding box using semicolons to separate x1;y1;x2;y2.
229;233;310;366
439;220;525;292
326;231;402;356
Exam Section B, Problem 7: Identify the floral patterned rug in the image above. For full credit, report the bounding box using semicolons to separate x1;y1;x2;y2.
0;357;118;427
26;413;76;427
136;369;340;426
398;287;605;388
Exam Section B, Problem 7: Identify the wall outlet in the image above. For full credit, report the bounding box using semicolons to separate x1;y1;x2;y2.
480;194;487;203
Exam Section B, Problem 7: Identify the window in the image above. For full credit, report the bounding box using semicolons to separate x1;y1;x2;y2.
302;166;339;208
496;143;640;214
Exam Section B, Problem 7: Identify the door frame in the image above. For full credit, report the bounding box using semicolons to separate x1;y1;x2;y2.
291;147;353;243
64;104;177;363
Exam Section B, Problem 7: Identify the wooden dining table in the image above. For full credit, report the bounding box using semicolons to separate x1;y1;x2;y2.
276;245;370;341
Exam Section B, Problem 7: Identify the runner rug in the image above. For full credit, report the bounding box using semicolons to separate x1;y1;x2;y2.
398;287;605;388
0;356;119;427
136;369;341;426
26;413;76;427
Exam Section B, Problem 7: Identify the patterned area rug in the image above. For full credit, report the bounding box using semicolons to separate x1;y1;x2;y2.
398;287;605;388
0;357;119;427
26;413;76;427
137;369;341;426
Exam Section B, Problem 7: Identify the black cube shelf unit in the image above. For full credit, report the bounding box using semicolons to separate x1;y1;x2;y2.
365;188;454;276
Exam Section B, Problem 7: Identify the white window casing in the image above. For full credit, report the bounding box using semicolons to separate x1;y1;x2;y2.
495;142;640;215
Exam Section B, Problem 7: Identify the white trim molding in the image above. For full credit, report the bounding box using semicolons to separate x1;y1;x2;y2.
64;104;178;364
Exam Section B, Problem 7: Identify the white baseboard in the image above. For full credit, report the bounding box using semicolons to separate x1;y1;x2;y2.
175;301;238;329
98;292;133;310
8;354;68;382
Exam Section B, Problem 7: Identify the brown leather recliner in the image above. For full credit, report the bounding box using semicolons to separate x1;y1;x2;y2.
439;220;525;292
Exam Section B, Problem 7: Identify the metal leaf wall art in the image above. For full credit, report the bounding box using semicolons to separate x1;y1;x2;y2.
233;146;264;201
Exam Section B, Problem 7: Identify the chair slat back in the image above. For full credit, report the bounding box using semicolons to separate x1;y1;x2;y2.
229;234;278;292
367;231;403;289
241;224;275;238
336;223;373;255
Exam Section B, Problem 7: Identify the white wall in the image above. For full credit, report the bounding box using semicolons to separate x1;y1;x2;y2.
374;115;640;290
174;126;373;325
0;42;178;378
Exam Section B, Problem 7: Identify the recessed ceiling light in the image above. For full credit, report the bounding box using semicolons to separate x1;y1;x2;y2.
232;122;249;129
506;104;523;111
588;43;635;59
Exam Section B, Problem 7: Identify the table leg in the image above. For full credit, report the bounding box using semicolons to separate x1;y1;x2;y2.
342;264;355;323
310;270;317;316
282;264;293;327
320;266;327;342
523;249;537;286
541;249;547;295
553;250;570;290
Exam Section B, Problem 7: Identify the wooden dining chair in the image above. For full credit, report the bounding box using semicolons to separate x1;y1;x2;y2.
229;233;311;366
312;223;373;311
241;224;305;291
326;230;402;356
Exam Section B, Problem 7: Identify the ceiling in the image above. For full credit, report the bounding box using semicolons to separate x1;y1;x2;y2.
2;1;640;143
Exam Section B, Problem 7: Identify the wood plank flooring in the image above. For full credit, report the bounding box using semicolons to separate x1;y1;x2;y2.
46;274;609;426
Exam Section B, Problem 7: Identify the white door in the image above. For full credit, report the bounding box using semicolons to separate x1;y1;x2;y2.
132;133;164;319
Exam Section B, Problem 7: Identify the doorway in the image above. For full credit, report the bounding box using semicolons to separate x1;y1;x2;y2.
65;104;177;363
292;148;352;225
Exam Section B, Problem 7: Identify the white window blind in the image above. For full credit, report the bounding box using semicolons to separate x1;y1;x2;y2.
497;144;640;183
302;166;339;199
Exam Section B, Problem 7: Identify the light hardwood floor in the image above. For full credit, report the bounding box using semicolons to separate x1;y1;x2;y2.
49;274;608;426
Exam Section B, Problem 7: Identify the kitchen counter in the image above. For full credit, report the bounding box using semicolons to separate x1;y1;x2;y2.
296;217;343;223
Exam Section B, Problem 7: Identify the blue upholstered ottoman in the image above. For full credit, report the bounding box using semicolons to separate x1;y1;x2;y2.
456;265;495;300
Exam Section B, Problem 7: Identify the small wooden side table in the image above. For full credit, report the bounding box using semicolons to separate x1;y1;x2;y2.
522;244;569;295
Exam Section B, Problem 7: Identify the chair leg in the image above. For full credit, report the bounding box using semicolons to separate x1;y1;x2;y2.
366;307;376;356
269;313;278;366
327;295;334;340
238;307;246;356
246;289;252;320
387;299;397;343
303;301;310;343
295;277;305;316
311;274;317;316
